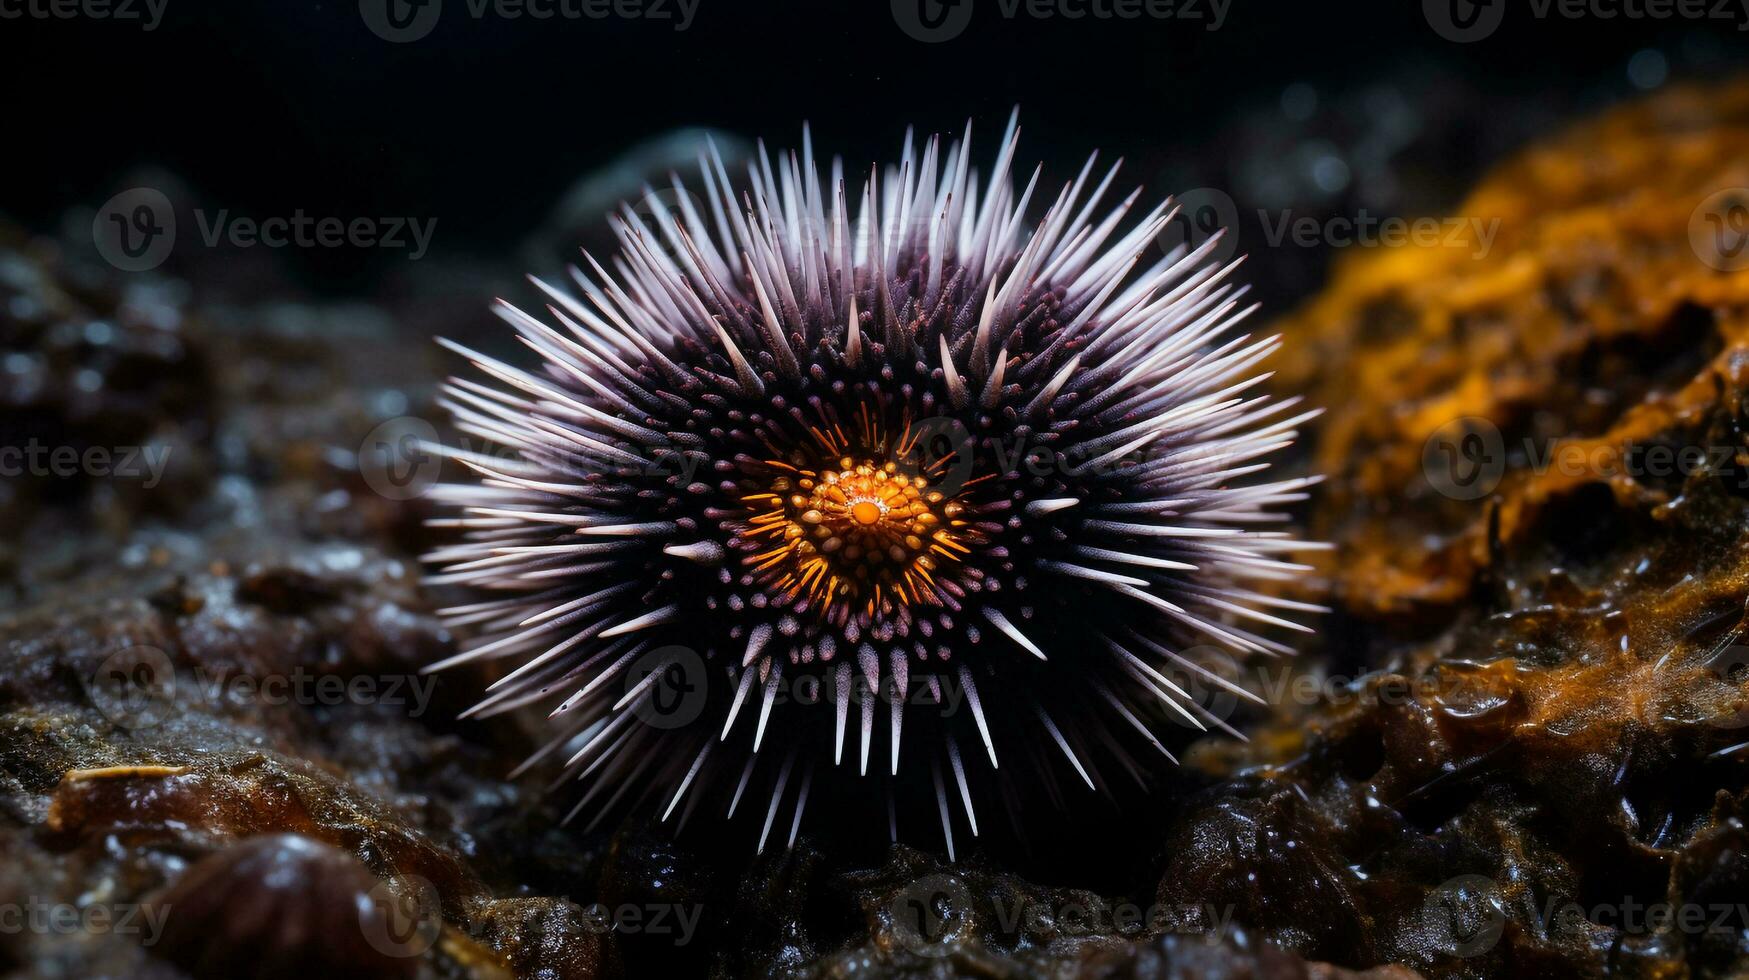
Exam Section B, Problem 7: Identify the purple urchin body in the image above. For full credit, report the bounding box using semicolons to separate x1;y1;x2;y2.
423;115;1322;855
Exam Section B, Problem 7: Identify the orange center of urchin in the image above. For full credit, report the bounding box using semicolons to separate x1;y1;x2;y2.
743;457;971;616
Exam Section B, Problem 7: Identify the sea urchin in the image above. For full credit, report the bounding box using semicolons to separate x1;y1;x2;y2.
422;115;1322;855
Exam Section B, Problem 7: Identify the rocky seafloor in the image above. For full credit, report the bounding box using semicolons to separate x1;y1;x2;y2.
7;80;1749;979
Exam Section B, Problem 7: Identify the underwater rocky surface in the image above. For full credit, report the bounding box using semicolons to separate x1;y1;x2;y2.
5;80;1749;979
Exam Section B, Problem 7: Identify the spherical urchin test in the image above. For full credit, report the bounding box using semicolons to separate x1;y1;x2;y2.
423;114;1323;856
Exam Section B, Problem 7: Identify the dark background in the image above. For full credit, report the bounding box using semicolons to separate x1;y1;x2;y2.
3;0;1747;308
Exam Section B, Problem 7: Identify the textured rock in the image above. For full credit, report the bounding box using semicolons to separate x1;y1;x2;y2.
1212;79;1749;977
1272;81;1749;622
0;238;619;979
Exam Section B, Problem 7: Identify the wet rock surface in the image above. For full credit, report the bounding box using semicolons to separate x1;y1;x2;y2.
6;80;1749;979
